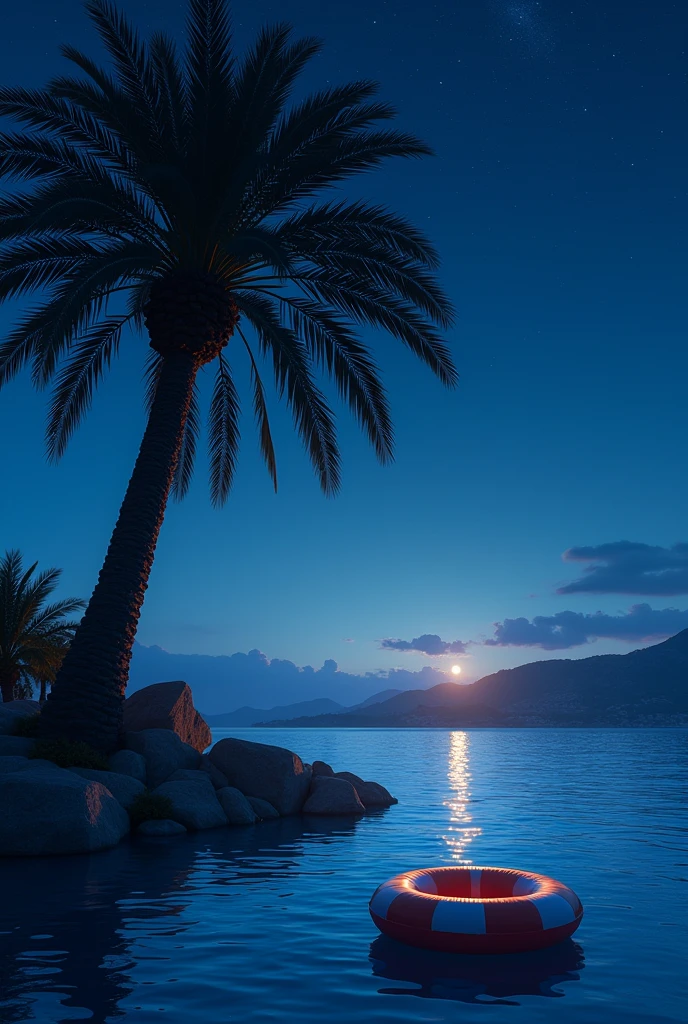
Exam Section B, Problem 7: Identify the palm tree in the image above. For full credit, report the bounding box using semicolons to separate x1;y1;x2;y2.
0;550;85;704
0;0;457;751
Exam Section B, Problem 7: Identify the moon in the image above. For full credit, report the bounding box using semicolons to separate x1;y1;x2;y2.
451;665;462;676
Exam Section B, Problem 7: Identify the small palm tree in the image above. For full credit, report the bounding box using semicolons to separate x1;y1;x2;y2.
0;550;84;703
0;0;457;750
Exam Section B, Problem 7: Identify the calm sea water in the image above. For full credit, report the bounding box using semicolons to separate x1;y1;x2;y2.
1;728;686;1024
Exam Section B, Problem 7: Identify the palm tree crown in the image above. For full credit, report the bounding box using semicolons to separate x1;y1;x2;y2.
0;0;456;498
0;550;84;703
0;0;457;750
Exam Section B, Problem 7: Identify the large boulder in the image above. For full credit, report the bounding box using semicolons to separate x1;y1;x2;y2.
67;768;145;809
334;770;364;786
0;736;35;757
138;819;187;837
152;776;228;831
209;737;312;816
0;767;130;856
302;776;365;816
312;760;335;778
353;780;397;808
108;749;147;784
248;797;280;820
166;768;213;784
0;756;29;773
8;699;40;715
123;681;211;753
199;753;229;790
14;758;63;773
124;729;200;789
216;787;257;825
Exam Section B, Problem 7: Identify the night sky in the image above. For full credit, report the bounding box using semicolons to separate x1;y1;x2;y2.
0;0;686;691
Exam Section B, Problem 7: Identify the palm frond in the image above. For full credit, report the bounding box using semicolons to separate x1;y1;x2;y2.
150;33;188;153
226;26;321;169
0;235;115;302
186;0;234;133
276;294;394;463
276;199;441;270
294;271;458;387
237;326;277;491
171;380;201;500
0;86;131;171
26;598;86;635
84;0;163;144
46;315;131;459
0;551;82;680
235;290;340;495
208;353;241;505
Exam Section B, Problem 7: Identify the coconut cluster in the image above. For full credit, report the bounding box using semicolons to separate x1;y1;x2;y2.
144;271;240;365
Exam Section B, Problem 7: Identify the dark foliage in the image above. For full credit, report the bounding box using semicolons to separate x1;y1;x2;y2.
31;737;110;770
128;790;176;828
0;550;84;703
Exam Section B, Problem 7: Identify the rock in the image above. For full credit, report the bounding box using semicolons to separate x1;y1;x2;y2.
353;780;397;808
216;786;257;825
334;770;364;786
0;736;35;757
125;729;200;789
0;710;17;736
137;819;187;837
123;681;211;753
14;758;63;773
0;700;40;734
67;768;145;810
166;769;213;784
0;756;29;773
209;737;312;816
199;753;229;790
108;749;147;784
0;769;130;856
302;776;365;816
152;777;228;831
247;797;280;820
7;699;40;716
312;760;335;778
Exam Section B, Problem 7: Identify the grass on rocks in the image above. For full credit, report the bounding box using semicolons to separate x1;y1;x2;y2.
31;738;110;770
128;791;175;829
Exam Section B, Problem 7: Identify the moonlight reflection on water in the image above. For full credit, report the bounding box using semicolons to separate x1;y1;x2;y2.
443;730;483;861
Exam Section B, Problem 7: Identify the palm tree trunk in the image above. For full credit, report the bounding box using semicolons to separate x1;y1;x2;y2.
39;679;47;703
0;669;19;703
39;351;198;751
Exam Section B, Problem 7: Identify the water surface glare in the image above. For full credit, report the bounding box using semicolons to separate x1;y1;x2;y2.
1;728;686;1023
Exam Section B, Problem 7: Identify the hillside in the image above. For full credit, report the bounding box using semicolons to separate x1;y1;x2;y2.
206;689;404;727
261;631;688;728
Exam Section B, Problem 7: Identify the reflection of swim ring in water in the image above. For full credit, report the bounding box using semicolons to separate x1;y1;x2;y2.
369;867;583;954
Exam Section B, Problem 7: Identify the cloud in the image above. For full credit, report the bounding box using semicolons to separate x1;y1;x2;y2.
380;633;469;656
130;643;450;714
484;604;688;650
558;542;688;596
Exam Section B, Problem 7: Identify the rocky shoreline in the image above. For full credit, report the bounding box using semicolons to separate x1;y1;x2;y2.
0;681;396;858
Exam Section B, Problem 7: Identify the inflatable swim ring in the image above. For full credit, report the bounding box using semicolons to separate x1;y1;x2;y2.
369;866;583;954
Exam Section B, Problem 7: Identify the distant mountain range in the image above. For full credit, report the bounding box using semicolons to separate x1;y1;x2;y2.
204;689;402;727
258;631;688;728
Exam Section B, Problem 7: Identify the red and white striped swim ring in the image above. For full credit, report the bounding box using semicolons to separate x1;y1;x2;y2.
369;866;583;954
